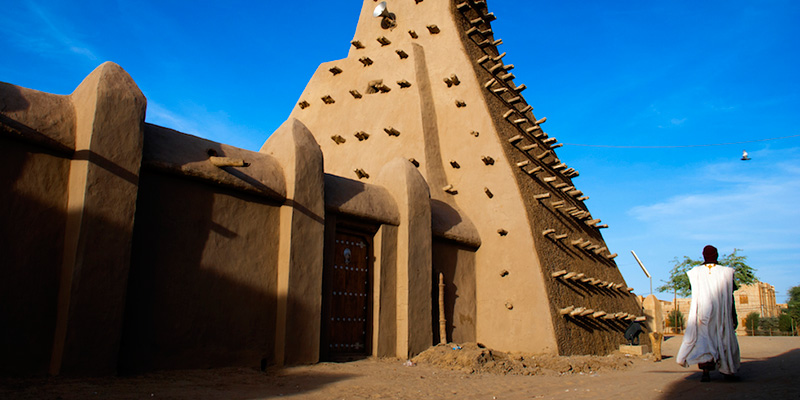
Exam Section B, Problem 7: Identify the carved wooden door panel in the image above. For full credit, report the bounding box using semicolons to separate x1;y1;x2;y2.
326;232;371;359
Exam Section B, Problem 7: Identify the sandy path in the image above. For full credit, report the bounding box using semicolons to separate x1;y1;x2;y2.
2;336;798;400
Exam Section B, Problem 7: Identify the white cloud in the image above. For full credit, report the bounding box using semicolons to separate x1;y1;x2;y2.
670;117;687;125
630;160;800;244
66;45;98;60
620;150;800;301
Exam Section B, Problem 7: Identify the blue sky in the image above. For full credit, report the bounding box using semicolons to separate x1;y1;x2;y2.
2;1;799;303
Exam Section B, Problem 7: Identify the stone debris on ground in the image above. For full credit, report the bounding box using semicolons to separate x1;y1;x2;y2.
412;343;642;375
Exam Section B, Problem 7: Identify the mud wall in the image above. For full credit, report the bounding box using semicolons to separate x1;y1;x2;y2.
0;67;291;376
2;60;446;375
432;239;477;344
0;130;71;375
118;124;286;372
119;170;282;373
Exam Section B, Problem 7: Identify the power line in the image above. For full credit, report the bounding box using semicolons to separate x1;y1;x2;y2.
562;134;800;149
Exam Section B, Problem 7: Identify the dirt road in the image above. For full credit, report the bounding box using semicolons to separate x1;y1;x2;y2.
2;336;798;399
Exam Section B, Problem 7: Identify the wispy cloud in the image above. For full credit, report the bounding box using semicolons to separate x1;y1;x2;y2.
145;101;269;151
630;156;800;244
0;1;99;61
704;102;737;112
657;117;687;129
622;151;800;300
670;118;687;126
632;187;797;245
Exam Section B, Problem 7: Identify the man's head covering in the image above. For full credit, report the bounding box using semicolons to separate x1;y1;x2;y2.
703;245;718;264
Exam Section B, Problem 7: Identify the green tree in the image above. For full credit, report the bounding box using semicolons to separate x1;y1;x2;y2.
786;285;800;334
721;249;758;288
657;249;759;296
778;313;793;332
787;285;800;320
760;316;779;332
656;256;699;297
745;312;760;334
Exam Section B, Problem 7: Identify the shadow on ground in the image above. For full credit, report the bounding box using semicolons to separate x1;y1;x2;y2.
659;348;800;399
0;367;356;400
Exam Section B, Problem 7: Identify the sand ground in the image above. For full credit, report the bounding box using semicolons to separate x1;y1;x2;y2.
2;335;798;400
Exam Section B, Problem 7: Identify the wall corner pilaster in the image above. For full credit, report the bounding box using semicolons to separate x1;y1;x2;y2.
51;62;146;375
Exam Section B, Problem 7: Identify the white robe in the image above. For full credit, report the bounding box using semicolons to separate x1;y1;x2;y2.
676;264;741;374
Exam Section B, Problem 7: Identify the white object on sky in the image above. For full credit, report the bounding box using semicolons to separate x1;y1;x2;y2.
741;150;750;161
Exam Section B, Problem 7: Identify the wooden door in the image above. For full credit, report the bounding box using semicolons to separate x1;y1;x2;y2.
324;232;371;359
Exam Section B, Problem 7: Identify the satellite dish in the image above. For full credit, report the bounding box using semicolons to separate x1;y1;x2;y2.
373;2;389;18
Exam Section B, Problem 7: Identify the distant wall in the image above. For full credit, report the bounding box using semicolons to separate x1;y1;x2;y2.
736;282;781;320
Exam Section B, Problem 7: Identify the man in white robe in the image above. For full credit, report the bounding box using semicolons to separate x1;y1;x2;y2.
676;245;740;382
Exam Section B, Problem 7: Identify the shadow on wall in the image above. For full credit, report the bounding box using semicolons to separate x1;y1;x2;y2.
430;199;463;234
432;239;477;345
0;135;70;376
119;169;284;374
1;123;292;376
659;347;800;399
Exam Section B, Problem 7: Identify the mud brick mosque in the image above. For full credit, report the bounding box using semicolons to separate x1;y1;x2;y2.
1;0;643;376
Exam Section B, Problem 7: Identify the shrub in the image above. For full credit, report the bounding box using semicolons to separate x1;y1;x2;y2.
744;312;760;333
666;309;685;329
778;313;794;332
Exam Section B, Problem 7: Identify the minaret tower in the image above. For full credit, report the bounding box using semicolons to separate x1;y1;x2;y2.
271;0;641;355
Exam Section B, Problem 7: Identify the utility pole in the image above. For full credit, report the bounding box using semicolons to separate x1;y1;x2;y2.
630;251;652;296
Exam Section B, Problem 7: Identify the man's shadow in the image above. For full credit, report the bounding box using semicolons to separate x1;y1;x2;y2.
659;346;800;399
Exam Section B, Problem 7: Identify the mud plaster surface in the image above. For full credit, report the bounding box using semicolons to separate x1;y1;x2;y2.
3;336;798;400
